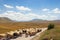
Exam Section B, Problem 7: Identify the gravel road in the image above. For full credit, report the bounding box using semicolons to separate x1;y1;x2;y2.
10;28;47;40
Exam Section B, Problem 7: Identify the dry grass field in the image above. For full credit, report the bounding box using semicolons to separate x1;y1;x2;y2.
0;22;49;34
39;22;60;40
0;21;60;40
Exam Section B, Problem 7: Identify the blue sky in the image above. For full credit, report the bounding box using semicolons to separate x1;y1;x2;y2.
0;0;60;21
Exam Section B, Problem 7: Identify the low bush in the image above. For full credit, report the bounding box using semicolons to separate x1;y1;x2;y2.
47;24;54;30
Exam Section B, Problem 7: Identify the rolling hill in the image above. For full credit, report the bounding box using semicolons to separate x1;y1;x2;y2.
0;17;13;23
0;17;60;32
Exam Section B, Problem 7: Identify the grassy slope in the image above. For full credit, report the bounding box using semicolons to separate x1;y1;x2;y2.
0;22;60;40
0;22;49;34
39;22;60;40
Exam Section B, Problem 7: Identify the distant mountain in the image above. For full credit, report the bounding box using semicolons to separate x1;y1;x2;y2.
53;20;60;22
0;17;60;23
50;20;60;23
29;19;49;23
0;17;13;23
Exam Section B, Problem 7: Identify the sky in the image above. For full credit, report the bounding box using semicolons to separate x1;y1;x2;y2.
0;0;60;21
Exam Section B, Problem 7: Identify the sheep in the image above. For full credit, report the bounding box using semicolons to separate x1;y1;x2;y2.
0;33;12;40
0;34;8;40
24;29;31;37
5;30;22;39
12;32;19;39
14;30;20;35
35;28;42;33
18;30;23;37
27;28;42;36
22;29;27;34
7;31;15;36
0;34;6;37
0;28;42;40
26;28;37;36
0;35;4;40
0;38;6;40
5;33;13;40
15;29;23;37
37;29;42;33
19;32;22;37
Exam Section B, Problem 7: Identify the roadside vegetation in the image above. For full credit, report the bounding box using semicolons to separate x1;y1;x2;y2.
47;24;54;30
39;23;60;40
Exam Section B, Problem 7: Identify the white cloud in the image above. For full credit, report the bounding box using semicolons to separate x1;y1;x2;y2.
42;8;60;14
0;11;57;21
52;8;60;13
4;4;13;8
46;15;57;20
16;6;31;11
42;8;49;11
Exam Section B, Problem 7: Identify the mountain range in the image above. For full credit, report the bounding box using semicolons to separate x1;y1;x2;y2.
0;17;60;23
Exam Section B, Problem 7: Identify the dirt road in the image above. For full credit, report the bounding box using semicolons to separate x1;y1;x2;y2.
10;28;47;40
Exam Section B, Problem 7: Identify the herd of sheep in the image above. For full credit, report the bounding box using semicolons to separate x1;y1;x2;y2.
0;28;42;40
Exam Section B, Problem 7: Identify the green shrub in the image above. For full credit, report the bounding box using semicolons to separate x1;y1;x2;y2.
47;24;54;30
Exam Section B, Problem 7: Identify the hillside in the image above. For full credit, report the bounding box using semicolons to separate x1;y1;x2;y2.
0;17;13;23
0;17;49;33
39;22;60;40
29;19;49;23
